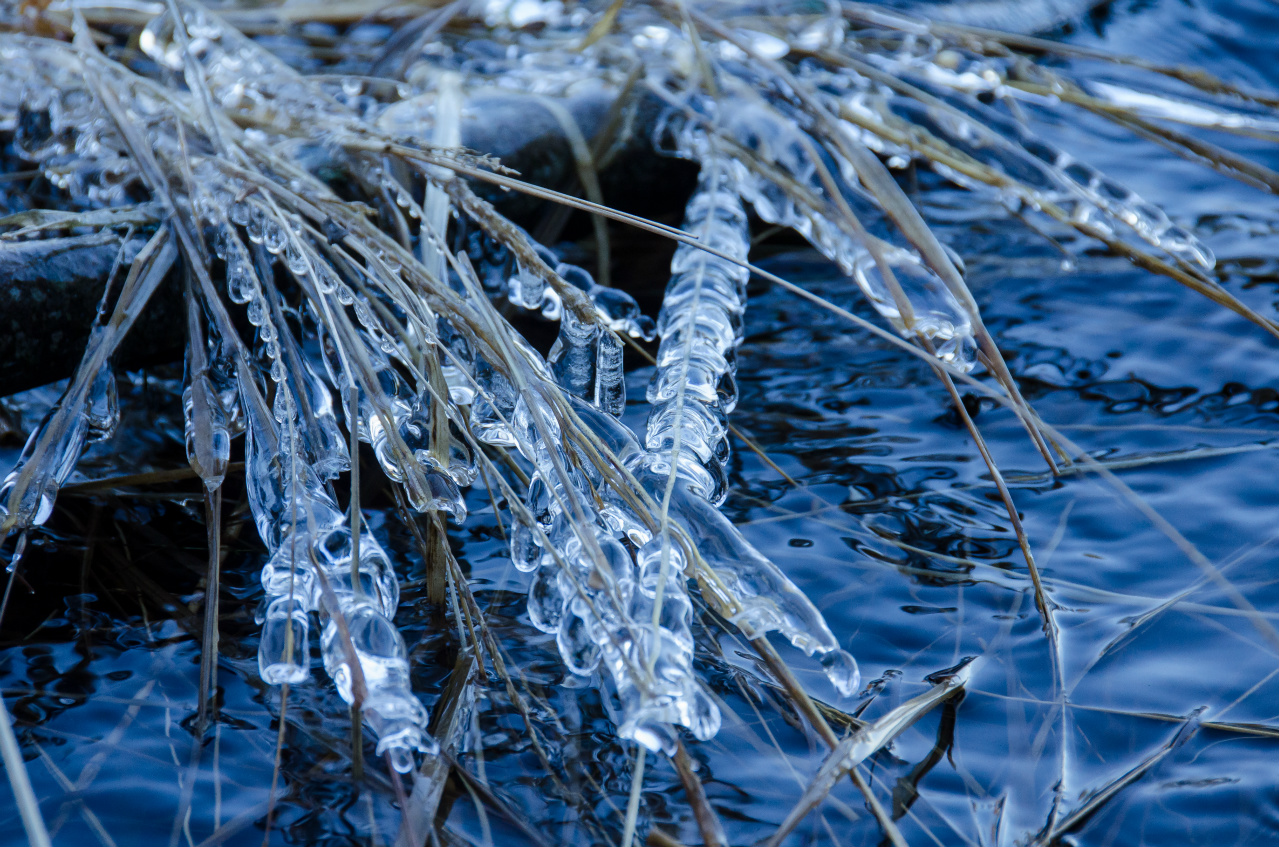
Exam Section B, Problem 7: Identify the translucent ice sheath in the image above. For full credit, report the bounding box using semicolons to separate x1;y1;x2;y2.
240;356;436;773
659;79;978;370
1;231;173;536
641;155;861;697
458;260;720;752
212;219;435;773
643;159;748;508
478;160;860;753
505;383;721;756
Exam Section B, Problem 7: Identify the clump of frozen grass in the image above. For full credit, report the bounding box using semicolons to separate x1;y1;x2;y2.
0;0;861;770
1;0;1272;840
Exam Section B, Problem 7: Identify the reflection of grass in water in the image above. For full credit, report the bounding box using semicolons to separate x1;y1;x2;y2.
1;0;1278;844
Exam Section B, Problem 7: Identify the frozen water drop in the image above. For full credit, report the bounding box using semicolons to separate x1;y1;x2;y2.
820;648;861;697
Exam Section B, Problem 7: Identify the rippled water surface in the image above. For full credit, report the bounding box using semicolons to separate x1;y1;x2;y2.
5;0;1279;844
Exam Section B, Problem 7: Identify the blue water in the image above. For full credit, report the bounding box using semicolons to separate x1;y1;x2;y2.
5;0;1279;844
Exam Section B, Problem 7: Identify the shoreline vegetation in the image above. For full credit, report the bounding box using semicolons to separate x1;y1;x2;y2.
1;0;1277;844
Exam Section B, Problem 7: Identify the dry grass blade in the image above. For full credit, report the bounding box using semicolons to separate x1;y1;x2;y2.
34;745;117;847
444;754;557;847
671;742;725;847
751;638;908;847
0;204;162;239
926;343;1061;680
61;465;244;494
197;486;222;730
763;658;978;847
647;830;693;847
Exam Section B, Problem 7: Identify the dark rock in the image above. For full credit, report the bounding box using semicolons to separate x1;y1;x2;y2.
0;234;184;397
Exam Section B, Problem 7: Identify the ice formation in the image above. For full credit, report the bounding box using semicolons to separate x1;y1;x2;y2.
0;0;1244;780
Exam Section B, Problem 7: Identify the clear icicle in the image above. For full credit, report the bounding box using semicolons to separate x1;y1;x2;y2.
291;352;350;481
496;227;655;340
664;89;976;369
505;386;719;754
0;396;91;530
184;369;232;493
594;328;625;417
271;301;348;482
240;365;435;771
84;368;119;443
2;230;174;533
548;308;600;404
470;354;518;447
628;459;860;697
437;317;477;406
184;295;232;492
645;158;749;509
640;156;860;697
321;330;466;522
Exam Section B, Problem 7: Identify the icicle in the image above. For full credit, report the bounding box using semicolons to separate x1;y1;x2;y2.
851;245;973;367
503;386;719;754
643;160;748;506
241;363;435;771
617;536;719;750
507;245;549;312
84;368;119;443
489;225;657;341
0;398;91;530
665;90;977;369
267;279;349;482
639;157;860;697
470;354;518;446
437;317;477;406
548;308;600;403
321;331;467;522
594;329;625;417
183;294;232;493
184;369;231;493
629;459;860;697
2;230;174;534
291;352;350;481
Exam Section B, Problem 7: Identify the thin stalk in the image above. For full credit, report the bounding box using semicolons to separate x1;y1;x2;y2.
197;486;222;731
923;337;1061;688
0;694;52;847
349;385;362;602
621;747;647;847
672;742;725;847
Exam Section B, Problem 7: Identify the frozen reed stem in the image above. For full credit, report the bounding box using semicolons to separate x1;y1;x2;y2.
492;157;862;753
658;78;978;369
505;378;720;754
636;157;861;695
644;158;748;506
1;230;174;536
